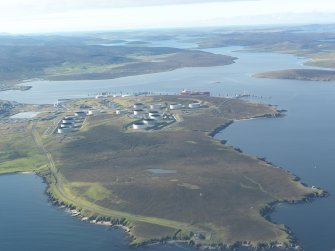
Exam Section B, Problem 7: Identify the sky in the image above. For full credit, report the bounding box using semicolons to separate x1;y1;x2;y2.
0;0;334;34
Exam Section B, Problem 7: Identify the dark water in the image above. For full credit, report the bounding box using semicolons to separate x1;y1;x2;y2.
1;44;335;250
217;80;335;251
0;174;195;251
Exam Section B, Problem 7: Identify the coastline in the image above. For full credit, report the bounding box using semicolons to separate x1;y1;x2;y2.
0;97;327;250
29;108;327;251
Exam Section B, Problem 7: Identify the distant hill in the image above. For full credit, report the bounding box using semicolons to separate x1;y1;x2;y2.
254;69;335;81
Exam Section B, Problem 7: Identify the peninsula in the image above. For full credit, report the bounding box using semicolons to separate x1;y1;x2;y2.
0;94;324;250
255;69;335;81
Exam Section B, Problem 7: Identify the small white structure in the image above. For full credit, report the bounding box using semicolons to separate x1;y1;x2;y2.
169;103;182;110
116;109;128;115
88;110;101;116
74;111;86;118
149;114;161;120
133;109;144;116
132;122;146;130
150;104;162;110
133;103;145;109
188;102;201;109
143;118;156;126
58;127;72;134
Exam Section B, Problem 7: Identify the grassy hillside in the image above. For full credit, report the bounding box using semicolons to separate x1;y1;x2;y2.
255;69;335;81
0;34;235;86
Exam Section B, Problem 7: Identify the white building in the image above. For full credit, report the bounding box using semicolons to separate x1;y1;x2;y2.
169;103;183;110
188;102;201;109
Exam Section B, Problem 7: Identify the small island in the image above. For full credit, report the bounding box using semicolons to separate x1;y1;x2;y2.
0;94;325;250
255;69;335;81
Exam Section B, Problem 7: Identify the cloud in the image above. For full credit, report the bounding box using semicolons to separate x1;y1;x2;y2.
0;0;334;33
0;0;256;15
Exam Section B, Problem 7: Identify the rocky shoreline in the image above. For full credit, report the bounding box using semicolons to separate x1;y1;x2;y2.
208;110;328;251
0;82;32;92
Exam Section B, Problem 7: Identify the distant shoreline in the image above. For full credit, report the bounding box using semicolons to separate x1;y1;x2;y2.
254;69;335;81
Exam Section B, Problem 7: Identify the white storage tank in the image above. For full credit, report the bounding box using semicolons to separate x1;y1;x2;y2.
74;111;86;118
188;102;201;109
57;127;72;134
133;122;146;130
148;111;159;117
169;103;182;110
143;118;156;126
88;110;101;116
149;114;161;120
60;122;74;128
62;118;75;124
133;103;145;109
150;104;162;110
133;109;144;116
116;109;128;115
